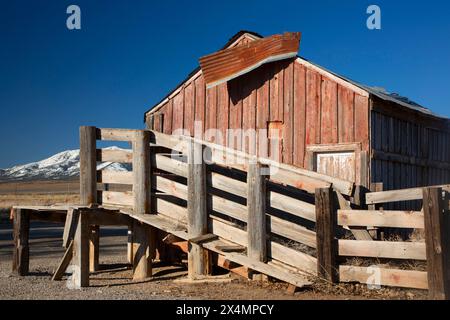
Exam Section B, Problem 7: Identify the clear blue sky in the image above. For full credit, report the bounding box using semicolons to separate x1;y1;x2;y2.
1;0;449;168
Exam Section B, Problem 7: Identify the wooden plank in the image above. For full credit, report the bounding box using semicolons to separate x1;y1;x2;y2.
184;82;195;136
153;154;188;178
293;62;306;167
210;172;246;198
154;175;188;200
203;239;311;288
247;161;267;262
354;94;370;151
269;191;316;222
423;187;450;299
12;209;30;276
187;141;210;278
52;240;74;281
133;130;151;214
172;91;184;133
305;69;320;145
339;265;428;290
194;76;206;139
338;86;355;143
256;65;270;158
97;128;137;141
62;208;78;248
205;86;217;142
97;170;133;185
217;82;229;147
228;77;243;150
73;211;90;288
101;191;133;207
89;225;100;272
132;220;152;280
282;62;294;163
269;241;317;275
366;184;450;204
80;126;97;206
315;187;338;282
268;215;317;248
338;209;424;229
338;240;426;260
215;245;245;252
189;234;218;245
97;148;132;163
320;77;338;144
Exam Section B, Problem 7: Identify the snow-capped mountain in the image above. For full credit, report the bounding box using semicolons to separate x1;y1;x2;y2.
0;147;131;181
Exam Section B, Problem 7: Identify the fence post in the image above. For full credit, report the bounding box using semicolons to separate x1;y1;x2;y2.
131;130;152;280
73;211;90;288
79;126;99;271
315;187;338;283
423;187;449;300
187;140;210;278
12;209;30;276
247;160;267;263
79;126;97;206
133;130;151;215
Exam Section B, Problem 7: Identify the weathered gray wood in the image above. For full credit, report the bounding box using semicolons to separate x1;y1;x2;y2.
89;225;100;272
127;226;133;264
132;220;152;280
62;209;79;248
52;240;74;281
12;209;30;276
73;211;90;288
247;160;267;262
366;184;450;205
133;130;151;214
339;265;428;290
188;233;218;245
80;126;97;206
315;187;338;283
423;187;450;300
187;140;210;278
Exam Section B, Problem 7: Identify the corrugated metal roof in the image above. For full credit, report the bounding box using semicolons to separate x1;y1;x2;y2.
144;31;449;122
199;32;301;89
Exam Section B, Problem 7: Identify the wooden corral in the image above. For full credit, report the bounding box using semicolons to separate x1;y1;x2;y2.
144;31;450;196
11;126;450;299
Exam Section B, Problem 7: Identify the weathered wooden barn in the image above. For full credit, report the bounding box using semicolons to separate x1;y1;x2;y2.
144;31;450;191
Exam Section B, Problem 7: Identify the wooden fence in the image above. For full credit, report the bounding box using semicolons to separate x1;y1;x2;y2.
80;126;450;297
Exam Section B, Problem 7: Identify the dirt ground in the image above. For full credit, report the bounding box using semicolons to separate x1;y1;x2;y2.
0;220;427;300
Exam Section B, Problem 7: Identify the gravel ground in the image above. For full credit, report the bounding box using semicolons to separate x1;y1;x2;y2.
0;221;426;300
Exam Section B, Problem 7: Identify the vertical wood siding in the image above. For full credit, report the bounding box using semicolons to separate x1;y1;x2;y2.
147;58;371;176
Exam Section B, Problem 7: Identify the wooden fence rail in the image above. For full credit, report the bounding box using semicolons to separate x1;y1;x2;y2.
76;126;450;296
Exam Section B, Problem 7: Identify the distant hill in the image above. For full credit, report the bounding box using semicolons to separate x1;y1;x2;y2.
0;147;130;182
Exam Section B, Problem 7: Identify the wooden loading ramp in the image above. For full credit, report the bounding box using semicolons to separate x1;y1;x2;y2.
120;209;313;288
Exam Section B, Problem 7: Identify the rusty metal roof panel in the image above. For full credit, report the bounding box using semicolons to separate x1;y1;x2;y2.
199;32;301;88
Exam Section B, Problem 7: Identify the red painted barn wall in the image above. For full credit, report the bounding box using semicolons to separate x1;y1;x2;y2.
146;58;370;171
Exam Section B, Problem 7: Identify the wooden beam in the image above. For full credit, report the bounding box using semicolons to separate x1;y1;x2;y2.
315;187;338;283
247;160;267;262
366;184;450;205
133;130;151;214
89;225;100;272
63;209;78;248
132;220;152;280
72;211;90;288
97;128;137;142
339;265;428;290
12;209;30;276
97;148;132;163
52;240;74;281
338;209;424;229
80;126;97;206
338;240;426;260
187;141;211;278
423;187;450;300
